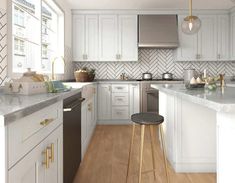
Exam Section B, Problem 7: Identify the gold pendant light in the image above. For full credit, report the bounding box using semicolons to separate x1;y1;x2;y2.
181;0;201;35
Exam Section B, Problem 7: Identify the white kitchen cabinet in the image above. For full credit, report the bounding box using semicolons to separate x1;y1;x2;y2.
175;14;229;61
9;126;63;183
159;91;216;172
98;83;139;124
98;84;112;120
175;15;198;61
118;15;138;61
73;15;99;61
197;15;217;61
230;12;235;60
129;83;140;115
81;84;97;159
99;15;118;61
217;15;230;61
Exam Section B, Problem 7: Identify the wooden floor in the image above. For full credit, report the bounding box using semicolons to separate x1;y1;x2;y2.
74;125;216;183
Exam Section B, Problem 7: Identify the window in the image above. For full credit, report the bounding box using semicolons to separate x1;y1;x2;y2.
9;0;64;78
14;7;25;27
41;0;64;74
14;38;25;56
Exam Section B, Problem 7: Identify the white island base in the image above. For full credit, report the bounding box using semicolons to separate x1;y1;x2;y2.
152;84;235;183
159;92;216;173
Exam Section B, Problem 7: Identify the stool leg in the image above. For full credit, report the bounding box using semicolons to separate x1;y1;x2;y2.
150;125;157;180
139;125;145;183
160;124;170;183
126;123;136;183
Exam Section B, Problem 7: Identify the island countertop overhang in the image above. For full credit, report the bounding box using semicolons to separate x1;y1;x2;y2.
151;84;235;113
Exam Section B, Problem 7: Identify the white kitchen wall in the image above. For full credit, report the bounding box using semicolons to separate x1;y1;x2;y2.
0;0;74;86
74;49;235;79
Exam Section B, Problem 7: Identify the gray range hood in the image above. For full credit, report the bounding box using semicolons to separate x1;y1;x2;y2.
138;15;179;48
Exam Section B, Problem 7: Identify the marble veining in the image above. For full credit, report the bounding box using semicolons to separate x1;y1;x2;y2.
151;84;235;113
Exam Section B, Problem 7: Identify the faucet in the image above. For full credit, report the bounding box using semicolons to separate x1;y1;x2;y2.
51;56;65;80
219;74;225;87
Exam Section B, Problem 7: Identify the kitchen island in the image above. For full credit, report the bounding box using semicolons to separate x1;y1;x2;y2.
151;84;235;183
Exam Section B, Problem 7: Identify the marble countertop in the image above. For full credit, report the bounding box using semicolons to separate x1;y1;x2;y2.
0;82;93;124
151;84;235;113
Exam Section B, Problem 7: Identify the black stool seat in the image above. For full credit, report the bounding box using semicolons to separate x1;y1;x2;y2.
131;113;164;125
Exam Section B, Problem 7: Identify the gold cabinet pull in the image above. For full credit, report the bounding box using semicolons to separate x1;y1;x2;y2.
42;148;50;169
48;143;54;163
40;118;54;126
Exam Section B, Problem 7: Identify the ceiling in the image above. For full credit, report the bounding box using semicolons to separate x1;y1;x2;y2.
66;0;235;10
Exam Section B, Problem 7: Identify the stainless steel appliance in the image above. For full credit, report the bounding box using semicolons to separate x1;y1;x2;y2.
140;79;183;113
142;72;153;80
138;15;179;48
162;72;174;80
63;93;85;183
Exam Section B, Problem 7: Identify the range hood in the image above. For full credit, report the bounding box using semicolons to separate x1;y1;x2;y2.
138;15;179;48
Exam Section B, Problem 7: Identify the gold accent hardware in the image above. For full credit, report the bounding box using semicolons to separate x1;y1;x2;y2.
42;148;50;169
40;118;54;126
88;103;92;112
48;143;55;163
51;56;65;80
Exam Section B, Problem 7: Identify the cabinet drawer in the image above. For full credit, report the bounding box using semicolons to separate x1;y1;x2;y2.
112;93;129;106
112;107;129;119
112;84;129;93
8;101;63;169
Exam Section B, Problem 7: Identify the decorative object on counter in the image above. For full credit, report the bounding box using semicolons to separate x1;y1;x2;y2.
74;67;96;82
219;74;225;87
184;68;196;83
142;72;152;80
4;68;48;95
46;81;71;93
162;71;173;80
204;76;219;91
181;0;201;35
120;73;129;80
185;76;205;89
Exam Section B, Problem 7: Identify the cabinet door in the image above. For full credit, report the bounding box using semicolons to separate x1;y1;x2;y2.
86;15;99;61
231;12;235;60
175;15;198;61
98;84;112;120
217;15;229;61
118;15;138;61
73;15;86;61
129;84;140;116
99;15;118;61
197;15;217;61
45;126;63;183
9;126;63;183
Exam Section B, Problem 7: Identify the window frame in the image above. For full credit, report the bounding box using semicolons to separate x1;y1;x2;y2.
8;0;65;79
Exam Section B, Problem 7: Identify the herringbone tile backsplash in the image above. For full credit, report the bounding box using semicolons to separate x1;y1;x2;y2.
74;49;235;79
0;9;7;86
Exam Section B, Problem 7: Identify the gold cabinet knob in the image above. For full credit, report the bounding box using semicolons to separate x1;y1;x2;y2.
40;118;54;126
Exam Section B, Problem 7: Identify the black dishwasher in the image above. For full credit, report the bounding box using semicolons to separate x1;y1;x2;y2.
63;92;85;183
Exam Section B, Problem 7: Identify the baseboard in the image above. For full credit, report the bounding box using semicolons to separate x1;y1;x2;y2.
173;162;216;173
97;120;132;125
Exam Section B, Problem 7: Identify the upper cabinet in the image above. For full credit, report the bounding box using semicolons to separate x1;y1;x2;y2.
230;11;235;61
99;15;118;61
175;14;230;61
73;14;138;62
73;15;99;61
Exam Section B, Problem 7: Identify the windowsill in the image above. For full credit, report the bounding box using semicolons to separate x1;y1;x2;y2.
14;54;26;57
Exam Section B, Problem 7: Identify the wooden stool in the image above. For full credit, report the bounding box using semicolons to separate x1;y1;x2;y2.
126;113;169;183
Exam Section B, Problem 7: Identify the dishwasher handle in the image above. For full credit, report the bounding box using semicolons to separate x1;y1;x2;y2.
63;97;85;112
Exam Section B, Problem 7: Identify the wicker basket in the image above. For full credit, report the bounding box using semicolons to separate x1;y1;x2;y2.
74;71;89;82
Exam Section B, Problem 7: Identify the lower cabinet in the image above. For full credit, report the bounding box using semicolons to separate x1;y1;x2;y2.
81;84;97;159
8;125;63;183
98;83;140;124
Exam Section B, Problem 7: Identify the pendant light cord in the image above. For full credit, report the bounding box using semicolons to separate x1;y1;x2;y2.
189;0;192;16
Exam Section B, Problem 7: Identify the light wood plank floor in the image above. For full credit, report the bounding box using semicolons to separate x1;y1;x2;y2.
74;125;216;183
